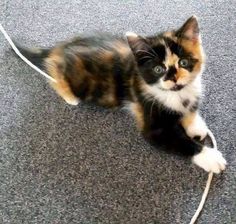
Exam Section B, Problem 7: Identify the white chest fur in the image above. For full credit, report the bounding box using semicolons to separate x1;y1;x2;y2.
144;77;202;114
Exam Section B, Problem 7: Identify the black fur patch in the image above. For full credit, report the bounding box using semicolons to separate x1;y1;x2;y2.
137;93;203;156
182;99;190;108
165;66;177;81
92;84;104;100
14;43;51;69
189;101;199;112
113;54;125;101
72;77;90;100
153;44;166;61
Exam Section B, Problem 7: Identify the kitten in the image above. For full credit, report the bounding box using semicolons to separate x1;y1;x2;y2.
16;16;226;173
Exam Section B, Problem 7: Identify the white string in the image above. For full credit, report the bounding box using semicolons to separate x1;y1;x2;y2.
0;23;57;83
206;129;217;149
189;128;217;224
189;172;213;224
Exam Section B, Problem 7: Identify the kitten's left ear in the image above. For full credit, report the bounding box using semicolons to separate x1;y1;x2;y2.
126;32;145;49
126;32;151;63
176;16;200;42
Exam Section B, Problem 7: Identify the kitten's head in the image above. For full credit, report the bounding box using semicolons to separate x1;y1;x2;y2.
126;16;204;91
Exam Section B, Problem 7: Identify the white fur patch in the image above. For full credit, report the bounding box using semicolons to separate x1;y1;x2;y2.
186;113;208;140
144;76;202;114
192;147;227;173
125;32;138;37
65;98;80;106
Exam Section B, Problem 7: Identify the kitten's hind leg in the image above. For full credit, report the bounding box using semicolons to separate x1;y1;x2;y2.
46;53;79;106
128;102;145;131
50;79;80;105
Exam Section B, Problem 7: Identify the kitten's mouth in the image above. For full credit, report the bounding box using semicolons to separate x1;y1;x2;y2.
171;84;184;91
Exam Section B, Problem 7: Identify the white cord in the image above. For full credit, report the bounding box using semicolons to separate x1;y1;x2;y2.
0;23;57;83
206;128;217;149
189;172;213;224
190;128;217;224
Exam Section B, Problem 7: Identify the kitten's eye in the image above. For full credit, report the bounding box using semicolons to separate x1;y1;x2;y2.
179;58;189;68
154;65;165;75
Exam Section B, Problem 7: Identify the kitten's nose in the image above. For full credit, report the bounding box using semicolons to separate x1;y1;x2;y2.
164;66;177;82
166;75;177;82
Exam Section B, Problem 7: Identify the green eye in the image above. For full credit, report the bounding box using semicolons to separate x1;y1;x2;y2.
154;65;165;75
179;58;189;68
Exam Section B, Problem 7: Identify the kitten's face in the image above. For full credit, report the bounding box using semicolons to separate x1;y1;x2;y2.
127;16;204;91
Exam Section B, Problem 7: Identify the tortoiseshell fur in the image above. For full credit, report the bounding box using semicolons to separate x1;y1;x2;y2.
46;35;136;107
16;16;226;173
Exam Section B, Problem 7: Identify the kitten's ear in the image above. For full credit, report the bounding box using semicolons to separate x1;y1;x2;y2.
126;32;150;63
176;16;200;42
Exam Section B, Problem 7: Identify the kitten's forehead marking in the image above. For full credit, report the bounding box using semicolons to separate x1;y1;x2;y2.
153;43;166;61
165;48;179;67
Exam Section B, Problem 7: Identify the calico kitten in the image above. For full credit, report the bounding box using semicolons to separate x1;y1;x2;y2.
16;16;226;173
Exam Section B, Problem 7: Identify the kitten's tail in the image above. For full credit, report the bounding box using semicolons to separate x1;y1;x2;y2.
13;43;51;69
0;23;56;82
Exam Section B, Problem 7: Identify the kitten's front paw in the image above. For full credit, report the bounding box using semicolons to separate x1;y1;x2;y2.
186;119;208;140
192;147;227;173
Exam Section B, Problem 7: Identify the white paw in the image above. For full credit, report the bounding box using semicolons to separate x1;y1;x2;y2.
65;98;80;106
186;116;208;140
186;125;207;140
192;147;227;173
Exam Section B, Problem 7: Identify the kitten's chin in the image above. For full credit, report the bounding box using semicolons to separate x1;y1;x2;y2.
159;79;185;91
158;84;185;91
170;84;184;91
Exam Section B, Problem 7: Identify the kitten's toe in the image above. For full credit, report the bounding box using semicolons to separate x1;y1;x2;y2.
185;114;208;140
65;98;80;105
187;125;208;140
192;147;227;173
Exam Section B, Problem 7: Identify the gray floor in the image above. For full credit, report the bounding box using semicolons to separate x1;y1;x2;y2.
0;1;236;223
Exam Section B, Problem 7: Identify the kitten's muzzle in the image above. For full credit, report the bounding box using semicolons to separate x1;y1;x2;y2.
171;84;184;91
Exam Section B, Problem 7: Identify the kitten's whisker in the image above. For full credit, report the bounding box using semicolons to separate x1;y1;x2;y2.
146;46;159;57
142;95;152;111
142;95;156;118
150;100;155;119
142;98;149;110
136;50;156;58
139;56;153;61
140;56;153;59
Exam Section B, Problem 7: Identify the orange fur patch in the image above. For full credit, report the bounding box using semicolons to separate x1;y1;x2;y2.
130;103;145;130
180;39;204;74
114;41;131;57
46;48;79;104
165;50;178;67
181;111;197;129
176;68;189;80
